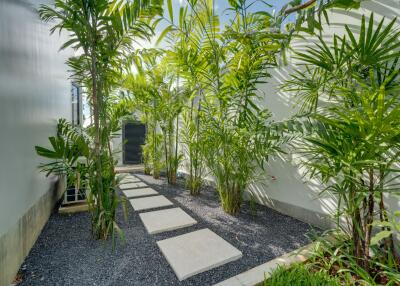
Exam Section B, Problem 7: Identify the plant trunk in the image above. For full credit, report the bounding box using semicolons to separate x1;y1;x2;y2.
219;179;242;215
193;99;202;195
362;169;375;271
90;48;107;239
164;129;169;183
144;114;151;175
349;184;363;264
189;99;194;192
174;73;180;183
172;115;179;185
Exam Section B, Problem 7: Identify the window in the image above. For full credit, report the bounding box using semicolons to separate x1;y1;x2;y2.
71;83;81;126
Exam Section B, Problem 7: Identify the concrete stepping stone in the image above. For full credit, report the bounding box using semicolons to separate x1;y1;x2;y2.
120;177;141;184
129;195;173;211
157;228;242;281
118;174;141;183
120;182;147;190
123;187;158;198
117;173;135;179
139;207;197;234
117;172;131;176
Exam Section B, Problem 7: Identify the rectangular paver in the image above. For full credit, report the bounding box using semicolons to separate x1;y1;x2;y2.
139;208;197;234
120;182;148;190
118;173;141;183
157;228;242;281
129;195;173;211
120;177;141;184
116;172;131;176
123;187;158;198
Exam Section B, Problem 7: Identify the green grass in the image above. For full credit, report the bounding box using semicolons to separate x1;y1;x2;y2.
264;264;341;286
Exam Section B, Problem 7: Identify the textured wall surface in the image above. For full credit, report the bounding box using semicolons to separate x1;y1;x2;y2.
0;0;72;284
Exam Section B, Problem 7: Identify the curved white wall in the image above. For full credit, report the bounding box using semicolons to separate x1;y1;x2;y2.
0;0;71;237
0;1;72;284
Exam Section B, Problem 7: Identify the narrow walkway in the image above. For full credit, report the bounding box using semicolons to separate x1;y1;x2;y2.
18;173;312;285
118;173;243;281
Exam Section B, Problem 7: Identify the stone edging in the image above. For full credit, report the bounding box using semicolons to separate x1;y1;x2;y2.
213;241;317;286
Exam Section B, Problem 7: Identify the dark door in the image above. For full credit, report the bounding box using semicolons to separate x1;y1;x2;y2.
123;122;146;164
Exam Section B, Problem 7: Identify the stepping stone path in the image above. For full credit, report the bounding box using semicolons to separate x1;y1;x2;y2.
139;207;197;234
121;174;243;281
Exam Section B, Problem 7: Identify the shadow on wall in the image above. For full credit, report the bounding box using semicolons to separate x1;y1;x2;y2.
3;0;33;10
246;151;338;230
111;133;124;166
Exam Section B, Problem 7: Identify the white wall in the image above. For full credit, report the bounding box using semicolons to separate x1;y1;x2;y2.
248;0;400;228
0;0;72;237
112;133;124;166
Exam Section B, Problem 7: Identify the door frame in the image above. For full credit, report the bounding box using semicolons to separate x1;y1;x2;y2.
122;121;146;165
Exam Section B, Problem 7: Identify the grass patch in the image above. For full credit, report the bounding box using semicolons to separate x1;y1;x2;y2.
264;263;341;286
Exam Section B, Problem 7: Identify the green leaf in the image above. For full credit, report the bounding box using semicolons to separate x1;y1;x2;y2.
156;25;173;46
167;0;174;23
255;11;272;18
325;0;362;9
371;221;393;228
371;230;392;246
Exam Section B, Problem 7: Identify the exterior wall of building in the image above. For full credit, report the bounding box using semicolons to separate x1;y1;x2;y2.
0;1;72;285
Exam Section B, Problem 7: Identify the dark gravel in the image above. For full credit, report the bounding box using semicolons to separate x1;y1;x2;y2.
18;172;315;286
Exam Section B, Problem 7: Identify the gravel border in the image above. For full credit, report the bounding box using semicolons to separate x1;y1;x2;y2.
17;172;316;286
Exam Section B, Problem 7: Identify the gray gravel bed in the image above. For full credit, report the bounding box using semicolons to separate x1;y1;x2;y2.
17;172;316;286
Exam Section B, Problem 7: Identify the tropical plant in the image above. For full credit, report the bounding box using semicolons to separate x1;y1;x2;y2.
307;232;400;285
372;211;400;247
157;0;208;194
371;210;400;273
38;0;161;239
156;56;185;184
277;0;366;34
286;13;400;270
158;0;284;214
123;57;165;179
35;119;90;192
142;130;163;177
36;98;134;242
181;106;205;195
124;48;184;183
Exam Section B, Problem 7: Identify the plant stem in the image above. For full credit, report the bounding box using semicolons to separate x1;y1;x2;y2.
284;0;317;15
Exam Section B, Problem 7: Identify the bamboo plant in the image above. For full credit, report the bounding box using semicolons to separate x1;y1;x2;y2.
158;0;284;214
37;0;161;240
286;14;400;269
163;2;207;195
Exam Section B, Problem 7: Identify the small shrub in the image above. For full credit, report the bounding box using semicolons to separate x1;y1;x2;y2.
309;233;400;285
186;176;203;196
264;264;341;286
